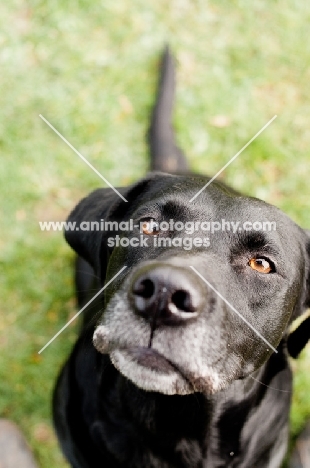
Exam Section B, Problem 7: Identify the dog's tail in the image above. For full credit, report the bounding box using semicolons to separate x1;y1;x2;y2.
148;46;188;173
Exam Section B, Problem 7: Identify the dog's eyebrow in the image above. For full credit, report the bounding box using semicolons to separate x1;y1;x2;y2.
133;203;162;219
134;200;197;220
234;231;280;255
159;200;199;218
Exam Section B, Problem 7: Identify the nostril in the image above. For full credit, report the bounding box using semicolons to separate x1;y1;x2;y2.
131;266;202;324
133;279;155;299
171;290;195;313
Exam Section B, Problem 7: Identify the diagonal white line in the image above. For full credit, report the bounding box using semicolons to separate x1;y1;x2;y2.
190;266;278;353
189;115;277;202
39;114;128;202
38;265;127;354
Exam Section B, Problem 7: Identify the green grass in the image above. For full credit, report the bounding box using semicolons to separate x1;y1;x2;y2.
1;0;310;466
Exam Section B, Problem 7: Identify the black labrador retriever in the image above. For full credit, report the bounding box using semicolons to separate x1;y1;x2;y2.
53;48;310;468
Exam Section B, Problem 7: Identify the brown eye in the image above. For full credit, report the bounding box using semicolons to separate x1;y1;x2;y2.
141;220;160;236
249;258;273;274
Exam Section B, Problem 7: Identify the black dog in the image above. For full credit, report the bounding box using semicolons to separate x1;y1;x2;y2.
53;48;310;468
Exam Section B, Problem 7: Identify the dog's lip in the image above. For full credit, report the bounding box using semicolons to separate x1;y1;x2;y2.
109;346;195;395
120;346;180;374
94;328;222;394
93;328;177;374
93;325;183;375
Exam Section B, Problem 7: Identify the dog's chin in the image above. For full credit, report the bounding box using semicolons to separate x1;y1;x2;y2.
110;347;194;395
93;326;224;395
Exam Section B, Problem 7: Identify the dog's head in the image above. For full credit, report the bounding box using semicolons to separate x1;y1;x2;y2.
65;173;310;395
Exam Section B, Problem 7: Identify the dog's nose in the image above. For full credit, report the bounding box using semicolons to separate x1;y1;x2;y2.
130;266;202;326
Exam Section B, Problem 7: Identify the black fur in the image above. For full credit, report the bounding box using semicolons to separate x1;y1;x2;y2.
53;48;310;468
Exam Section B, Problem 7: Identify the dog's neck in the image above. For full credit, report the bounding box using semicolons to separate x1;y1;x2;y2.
94;346;290;466
96;356;211;465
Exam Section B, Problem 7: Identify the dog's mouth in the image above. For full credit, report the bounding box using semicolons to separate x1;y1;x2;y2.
93;325;223;395
109;346;195;395
122;346;179;373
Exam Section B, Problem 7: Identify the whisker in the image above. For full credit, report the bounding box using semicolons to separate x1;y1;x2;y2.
248;374;290;393
229;350;290;393
75;268;101;281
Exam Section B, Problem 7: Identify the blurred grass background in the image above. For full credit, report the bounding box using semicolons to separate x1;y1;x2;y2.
1;0;310;466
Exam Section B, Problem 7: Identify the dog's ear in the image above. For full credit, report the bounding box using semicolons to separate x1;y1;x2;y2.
287;229;310;358
304;230;310;309
64;178;154;280
287;315;310;359
64;187;122;280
